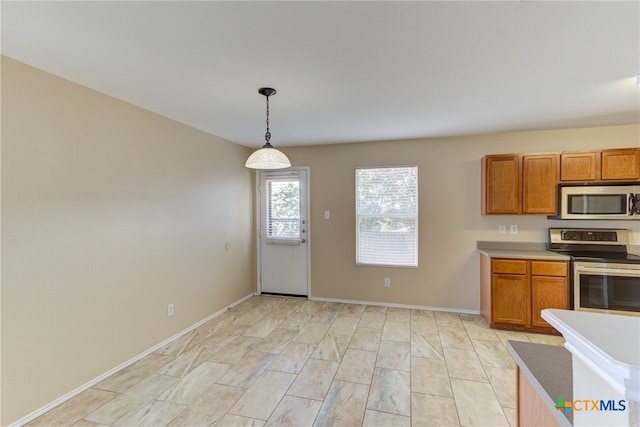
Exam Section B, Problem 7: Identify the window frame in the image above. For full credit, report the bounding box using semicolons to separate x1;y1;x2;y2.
355;165;419;268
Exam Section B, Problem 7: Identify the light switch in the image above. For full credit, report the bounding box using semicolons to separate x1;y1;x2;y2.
324;210;331;219
499;225;507;234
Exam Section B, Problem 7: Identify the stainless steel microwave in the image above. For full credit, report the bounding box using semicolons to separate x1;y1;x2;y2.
559;184;639;220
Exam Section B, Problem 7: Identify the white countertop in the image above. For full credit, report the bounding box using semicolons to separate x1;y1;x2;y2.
542;309;640;401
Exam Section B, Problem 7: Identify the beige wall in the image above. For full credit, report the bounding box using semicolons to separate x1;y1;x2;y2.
2;55;639;424
1;57;256;424
284;126;639;308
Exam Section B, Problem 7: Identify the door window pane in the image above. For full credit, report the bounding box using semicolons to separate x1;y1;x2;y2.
267;178;300;239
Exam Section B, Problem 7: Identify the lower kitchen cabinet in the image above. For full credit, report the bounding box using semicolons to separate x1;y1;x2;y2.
491;259;529;326
531;276;568;328
480;254;569;334
517;366;563;427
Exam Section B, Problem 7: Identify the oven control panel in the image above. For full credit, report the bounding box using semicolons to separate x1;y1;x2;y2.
549;228;629;246
561;230;618;242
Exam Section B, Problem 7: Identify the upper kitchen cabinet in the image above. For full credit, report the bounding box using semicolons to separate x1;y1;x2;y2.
482;155;521;214
560;148;640;182
601;148;640;181
522;154;558;215
482;153;558;215
559;151;600;181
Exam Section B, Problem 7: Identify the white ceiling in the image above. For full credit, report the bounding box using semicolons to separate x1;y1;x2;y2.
2;1;639;148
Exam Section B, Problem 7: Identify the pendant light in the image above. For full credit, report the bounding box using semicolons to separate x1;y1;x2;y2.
245;87;291;169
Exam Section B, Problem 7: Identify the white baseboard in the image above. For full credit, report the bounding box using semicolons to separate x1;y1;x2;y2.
10;292;256;427
309;296;480;315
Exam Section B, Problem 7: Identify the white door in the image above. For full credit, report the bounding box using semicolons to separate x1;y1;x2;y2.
257;168;309;296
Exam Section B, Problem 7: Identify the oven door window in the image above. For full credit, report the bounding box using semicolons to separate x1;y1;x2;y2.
579;274;640;312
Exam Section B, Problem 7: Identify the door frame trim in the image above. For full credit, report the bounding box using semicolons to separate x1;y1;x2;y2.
255;166;311;297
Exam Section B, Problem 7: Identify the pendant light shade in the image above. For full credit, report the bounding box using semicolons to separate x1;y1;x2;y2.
245;143;291;169
245;87;291;170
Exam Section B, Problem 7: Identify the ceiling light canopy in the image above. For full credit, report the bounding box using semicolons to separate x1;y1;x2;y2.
245;87;291;170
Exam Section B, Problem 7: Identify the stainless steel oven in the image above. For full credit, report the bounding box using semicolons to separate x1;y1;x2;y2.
574;261;640;316
549;228;640;317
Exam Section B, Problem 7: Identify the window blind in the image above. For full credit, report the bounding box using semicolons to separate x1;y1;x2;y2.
266;178;301;240
356;166;418;267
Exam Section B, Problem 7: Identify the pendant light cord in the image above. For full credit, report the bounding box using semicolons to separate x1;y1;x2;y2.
264;94;271;145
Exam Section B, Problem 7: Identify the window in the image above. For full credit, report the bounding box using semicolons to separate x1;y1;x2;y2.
266;177;301;241
356;166;418;267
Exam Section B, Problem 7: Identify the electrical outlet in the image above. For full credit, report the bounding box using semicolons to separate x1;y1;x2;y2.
384;278;391;287
167;303;174;317
498;225;507;234
510;225;518;234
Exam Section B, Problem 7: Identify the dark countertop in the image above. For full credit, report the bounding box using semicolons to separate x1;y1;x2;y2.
506;340;573;426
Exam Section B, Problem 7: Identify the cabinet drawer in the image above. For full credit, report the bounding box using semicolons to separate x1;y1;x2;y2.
531;261;567;277
493;259;527;274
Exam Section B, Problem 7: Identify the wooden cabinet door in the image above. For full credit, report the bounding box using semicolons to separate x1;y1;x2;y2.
530;276;569;328
492;274;528;325
483;155;521;214
601;148;640;181
522;154;558;214
560;151;600;181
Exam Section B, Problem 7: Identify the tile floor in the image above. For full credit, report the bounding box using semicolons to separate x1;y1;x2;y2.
27;296;564;426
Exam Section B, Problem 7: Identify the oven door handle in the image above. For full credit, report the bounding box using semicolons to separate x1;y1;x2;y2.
575;265;640;276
